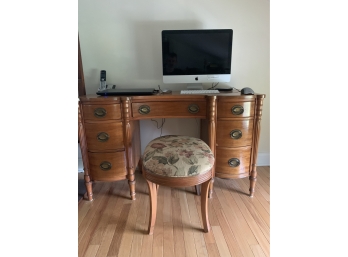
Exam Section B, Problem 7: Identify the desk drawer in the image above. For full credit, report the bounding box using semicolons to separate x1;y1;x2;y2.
89;152;127;181
216;119;254;147
84;122;124;151
132;101;206;119
82;104;121;121
217;101;255;118
215;146;251;178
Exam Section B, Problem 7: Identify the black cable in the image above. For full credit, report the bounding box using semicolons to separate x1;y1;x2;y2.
232;87;240;92
158;85;163;94
195;118;200;128
151;118;165;136
208;82;219;90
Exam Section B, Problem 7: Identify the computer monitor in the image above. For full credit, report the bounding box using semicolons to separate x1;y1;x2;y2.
161;29;233;89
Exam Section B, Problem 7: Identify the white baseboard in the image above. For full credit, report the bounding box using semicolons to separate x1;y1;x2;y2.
257;152;270;166
78;152;270;173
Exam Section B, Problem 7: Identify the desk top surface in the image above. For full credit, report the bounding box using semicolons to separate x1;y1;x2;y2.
79;91;265;103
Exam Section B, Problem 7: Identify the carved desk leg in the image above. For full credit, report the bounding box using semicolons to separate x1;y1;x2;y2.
207;96;217;198
78;103;93;201
249;95;265;197
122;97;136;200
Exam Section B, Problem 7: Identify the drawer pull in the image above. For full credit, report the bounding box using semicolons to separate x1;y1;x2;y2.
139;105;151;115
94;107;107;118
188;104;200;114
100;161;112;171
231;105;244;115
228;158;240;167
97;132;109;142
230;129;242;139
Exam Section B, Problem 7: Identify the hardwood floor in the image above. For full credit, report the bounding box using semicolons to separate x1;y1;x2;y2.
78;166;270;257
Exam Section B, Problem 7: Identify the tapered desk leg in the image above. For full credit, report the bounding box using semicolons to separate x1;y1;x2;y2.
249;166;257;197
206;96;217;199
83;175;93;201
128;177;136;200
78;103;93;201
249;95;264;197
122;97;136;200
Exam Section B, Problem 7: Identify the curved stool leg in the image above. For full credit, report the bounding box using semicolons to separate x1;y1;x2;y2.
195;185;201;195
201;179;212;232
145;179;158;235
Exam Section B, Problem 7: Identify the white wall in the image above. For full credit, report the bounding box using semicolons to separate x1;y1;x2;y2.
78;0;270;165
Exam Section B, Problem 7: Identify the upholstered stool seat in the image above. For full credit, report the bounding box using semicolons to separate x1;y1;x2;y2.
142;135;215;235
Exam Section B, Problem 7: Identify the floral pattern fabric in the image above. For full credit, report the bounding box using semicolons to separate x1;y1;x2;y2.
143;135;215;177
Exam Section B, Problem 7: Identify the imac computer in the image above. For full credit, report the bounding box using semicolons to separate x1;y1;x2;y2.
161;29;233;90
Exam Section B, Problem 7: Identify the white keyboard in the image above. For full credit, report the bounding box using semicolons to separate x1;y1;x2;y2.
180;90;220;94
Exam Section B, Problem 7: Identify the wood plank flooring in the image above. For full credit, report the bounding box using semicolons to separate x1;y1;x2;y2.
78;166;270;257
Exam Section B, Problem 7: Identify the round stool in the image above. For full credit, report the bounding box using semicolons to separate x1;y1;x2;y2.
142;135;215;235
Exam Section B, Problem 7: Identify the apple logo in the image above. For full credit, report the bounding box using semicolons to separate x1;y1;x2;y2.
195;77;198;81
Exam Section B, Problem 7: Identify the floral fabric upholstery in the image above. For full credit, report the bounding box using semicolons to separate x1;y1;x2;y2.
143;135;215;177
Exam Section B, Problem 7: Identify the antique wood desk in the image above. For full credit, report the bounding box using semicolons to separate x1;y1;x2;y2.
78;91;265;201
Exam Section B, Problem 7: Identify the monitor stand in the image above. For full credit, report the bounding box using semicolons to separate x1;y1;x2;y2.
186;84;203;90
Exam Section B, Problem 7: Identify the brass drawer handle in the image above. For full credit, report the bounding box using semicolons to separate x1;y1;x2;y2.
100;161;112;171
228;158;240;167
231;105;244;115
139;105;151;115
97;132;109;142
94;107;107;118
188;104;200;114
230;129;242;139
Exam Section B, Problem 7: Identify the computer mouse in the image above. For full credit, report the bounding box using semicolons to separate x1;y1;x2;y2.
241;87;254;95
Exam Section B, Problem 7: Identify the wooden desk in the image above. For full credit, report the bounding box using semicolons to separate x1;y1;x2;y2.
78;91;265;201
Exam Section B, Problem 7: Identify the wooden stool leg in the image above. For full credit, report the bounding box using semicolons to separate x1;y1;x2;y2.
208;178;214;198
201;179;212;233
195;185;201;195
146;179;158;235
